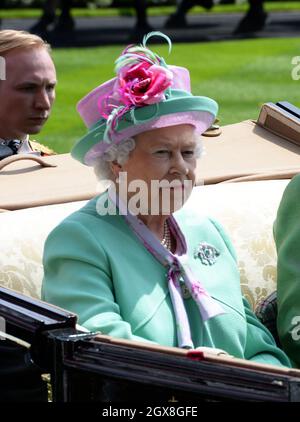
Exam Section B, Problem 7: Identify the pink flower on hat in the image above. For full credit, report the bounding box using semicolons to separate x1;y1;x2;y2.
116;61;173;107
98;32;176;143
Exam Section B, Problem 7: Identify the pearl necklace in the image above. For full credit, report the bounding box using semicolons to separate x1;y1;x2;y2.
161;221;172;250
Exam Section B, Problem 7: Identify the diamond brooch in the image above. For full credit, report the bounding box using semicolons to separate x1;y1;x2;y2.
194;242;220;265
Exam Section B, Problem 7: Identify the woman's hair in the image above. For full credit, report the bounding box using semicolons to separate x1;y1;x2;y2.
93;132;203;184
0;30;51;56
94;137;136;183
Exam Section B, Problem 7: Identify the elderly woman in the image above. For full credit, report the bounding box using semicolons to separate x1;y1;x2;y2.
42;33;290;367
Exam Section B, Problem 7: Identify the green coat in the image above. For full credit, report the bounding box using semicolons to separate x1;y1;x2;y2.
42;192;290;367
274;174;300;368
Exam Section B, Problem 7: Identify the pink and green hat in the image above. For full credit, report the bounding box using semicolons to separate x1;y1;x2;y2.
71;32;218;166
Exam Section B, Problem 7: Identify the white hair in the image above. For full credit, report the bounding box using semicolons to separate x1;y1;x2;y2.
93;137;136;185
93;132;203;185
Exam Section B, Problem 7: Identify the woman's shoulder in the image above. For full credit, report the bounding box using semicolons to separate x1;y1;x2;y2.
175;206;222;232
274;174;300;243
174;209;237;262
57;192;117;225
275;174;300;224
277;174;300;210
45;193;124;241
49;196;100;230
287;173;300;190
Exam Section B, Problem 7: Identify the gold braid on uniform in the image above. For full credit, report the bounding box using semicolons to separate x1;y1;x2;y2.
29;140;56;156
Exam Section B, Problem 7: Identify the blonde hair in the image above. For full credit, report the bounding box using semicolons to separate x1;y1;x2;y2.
0;30;51;56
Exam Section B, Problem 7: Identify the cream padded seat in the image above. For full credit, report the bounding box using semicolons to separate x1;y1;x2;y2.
0;201;86;299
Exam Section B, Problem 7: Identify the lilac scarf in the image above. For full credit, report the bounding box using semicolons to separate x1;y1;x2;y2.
107;189;225;349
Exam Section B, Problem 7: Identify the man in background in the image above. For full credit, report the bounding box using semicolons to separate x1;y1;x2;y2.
0;29;57;402
0;29;57;161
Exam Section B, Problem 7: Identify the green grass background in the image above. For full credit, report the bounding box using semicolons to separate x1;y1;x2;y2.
36;38;300;153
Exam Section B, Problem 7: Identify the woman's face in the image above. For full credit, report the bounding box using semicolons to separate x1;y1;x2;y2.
114;124;198;215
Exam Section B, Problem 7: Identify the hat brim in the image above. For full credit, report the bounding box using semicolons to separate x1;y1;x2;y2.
72;93;218;166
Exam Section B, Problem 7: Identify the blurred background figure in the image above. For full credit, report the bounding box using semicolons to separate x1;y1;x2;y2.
31;0;75;34
28;0;268;38
165;0;214;28
165;0;267;33
134;0;153;33
234;0;267;33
